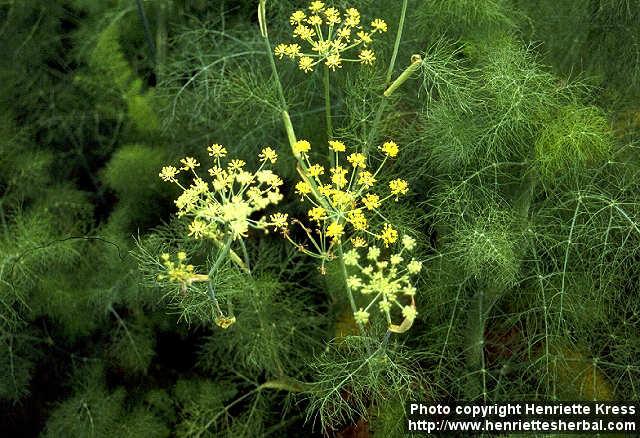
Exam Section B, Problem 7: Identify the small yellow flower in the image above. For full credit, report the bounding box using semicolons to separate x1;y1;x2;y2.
358;49;376;65
290;10;306;25
358;171;376;188
347;152;367;169
308;206;326;222
318;184;333;197
295;181;312;197
367;245;380;260
347;209;368;231
309;1;325;12
293;139;311;155
389;178;409;197
215;315;237;329
371;18;388;33
159;166;179;182
180;157;200;170
330;166;348;188
402;305;417;321
274;44;287;59
325;53;342;71
298;56;314;73
380;223;398;246
311;40;331;53
307;14;323;26
228;159;246;171
404;285;417;296
357;31;372;44
390;254;403;265
324;7;341;24
259;147;278;163
208;144;227;158
345;8;360;27
380;140;399;157
332;189;353;208
285;43;302;58
294;24;315;40
352;236;367;247
407;259;422;274
270;213;289;230
328;140;346;152
338;27;352;40
362;193;381;210
308;164;325;177
347;275;363;288
326;221;344;240
332;39;348;52
402;235;416;251
188;220;207;238
343;249;360;265
378;300;391;312
354;308;370;324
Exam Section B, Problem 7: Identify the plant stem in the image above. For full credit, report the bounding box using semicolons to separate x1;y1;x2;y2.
383;55;422;97
258;2;361;337
259;378;306;393
386;0;408;85
323;65;333;136
134;0;156;62
207;236;234;314
211;236;247;273
364;0;408;155
155;0;167;75
260;12;288;112
323;65;336;166
238;239;251;275
336;243;365;333
282;110;297;148
108;304;142;363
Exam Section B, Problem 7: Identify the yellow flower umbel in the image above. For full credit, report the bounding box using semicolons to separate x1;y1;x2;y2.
343;234;421;332
274;2;388;73
157;252;209;291
276;138;409;264
157;252;237;329
159;145;285;242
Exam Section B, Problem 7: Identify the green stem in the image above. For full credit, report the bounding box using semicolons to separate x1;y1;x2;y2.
208;236;233;313
259;2;301;157
155;0;167;75
108;305;142;364
364;0;408;155
211;236;247;273
259;378;307;393
336;243;364;333
383;55;422;97
386;0;408;84
260;11;287;112
323;65;333;141
282;110;297;149
238;239;251;275
134;0;156;62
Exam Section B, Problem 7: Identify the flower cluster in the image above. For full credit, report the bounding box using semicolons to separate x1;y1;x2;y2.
274;2;387;73
270;139;409;263
157;252;237;329
157;252;208;289
344;235;421;331
159;145;284;241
